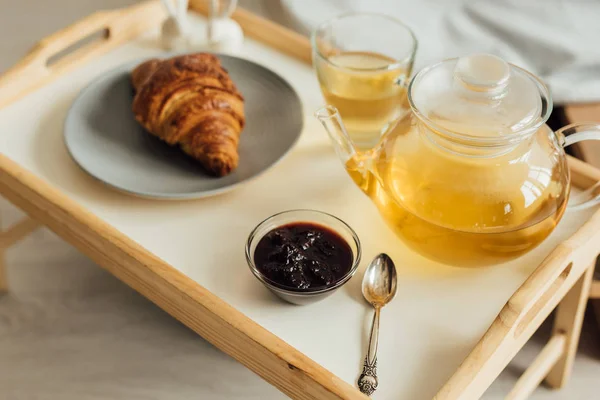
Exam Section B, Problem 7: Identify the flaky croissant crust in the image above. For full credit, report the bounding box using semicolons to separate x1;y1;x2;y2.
131;53;245;176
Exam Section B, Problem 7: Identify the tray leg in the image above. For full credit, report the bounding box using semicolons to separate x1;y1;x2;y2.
0;214;41;292
594;300;600;341
544;261;596;389
589;261;600;343
506;333;566;400
0;249;6;293
0;210;5;292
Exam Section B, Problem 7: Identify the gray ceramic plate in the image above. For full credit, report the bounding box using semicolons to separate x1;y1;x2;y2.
64;55;303;199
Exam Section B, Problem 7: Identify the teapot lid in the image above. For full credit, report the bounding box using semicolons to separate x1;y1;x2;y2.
408;54;552;139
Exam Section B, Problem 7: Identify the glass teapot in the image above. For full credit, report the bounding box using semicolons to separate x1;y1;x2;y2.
316;54;600;267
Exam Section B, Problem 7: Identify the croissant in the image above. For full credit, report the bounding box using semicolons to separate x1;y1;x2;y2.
131;54;245;176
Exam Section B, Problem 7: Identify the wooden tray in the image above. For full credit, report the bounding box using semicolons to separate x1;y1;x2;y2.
1;1;599;399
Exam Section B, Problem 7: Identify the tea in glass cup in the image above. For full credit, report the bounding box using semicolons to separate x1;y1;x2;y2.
312;13;417;149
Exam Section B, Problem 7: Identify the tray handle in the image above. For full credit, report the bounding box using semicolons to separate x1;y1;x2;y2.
434;208;600;400
569;154;600;190
0;0;164;109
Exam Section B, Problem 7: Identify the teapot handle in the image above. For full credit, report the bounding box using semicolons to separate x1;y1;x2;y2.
557;122;600;211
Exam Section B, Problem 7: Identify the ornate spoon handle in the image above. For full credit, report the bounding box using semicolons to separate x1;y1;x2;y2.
358;307;380;396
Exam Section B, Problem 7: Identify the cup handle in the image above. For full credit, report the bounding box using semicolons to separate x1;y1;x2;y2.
557;122;600;211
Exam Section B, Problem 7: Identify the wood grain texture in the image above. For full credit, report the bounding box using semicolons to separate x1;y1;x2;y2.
0;155;366;400
434;209;600;400
545;263;596;388
0;0;164;109
505;333;566;400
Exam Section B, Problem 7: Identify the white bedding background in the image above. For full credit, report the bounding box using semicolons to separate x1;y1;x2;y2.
272;0;600;104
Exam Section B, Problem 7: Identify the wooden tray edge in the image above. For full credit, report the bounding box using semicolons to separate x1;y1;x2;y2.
0;154;367;400
0;1;599;399
0;0;165;110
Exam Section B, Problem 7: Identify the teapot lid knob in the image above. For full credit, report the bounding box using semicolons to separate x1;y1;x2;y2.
408;53;552;138
454;54;510;95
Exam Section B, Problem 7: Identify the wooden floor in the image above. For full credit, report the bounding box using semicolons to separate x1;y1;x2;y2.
1;1;600;399
0;198;284;399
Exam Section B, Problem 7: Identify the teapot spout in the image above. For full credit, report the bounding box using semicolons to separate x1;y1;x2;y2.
315;105;357;162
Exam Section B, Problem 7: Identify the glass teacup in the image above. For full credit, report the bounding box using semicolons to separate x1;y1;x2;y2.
312;13;417;149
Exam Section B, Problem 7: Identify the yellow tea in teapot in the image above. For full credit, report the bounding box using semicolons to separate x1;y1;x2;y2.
316;53;597;268
345;120;569;267
316;51;409;149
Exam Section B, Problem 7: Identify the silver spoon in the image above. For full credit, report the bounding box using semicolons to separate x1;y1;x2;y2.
357;253;398;396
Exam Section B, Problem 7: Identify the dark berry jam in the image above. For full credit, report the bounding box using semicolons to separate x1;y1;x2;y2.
253;222;353;291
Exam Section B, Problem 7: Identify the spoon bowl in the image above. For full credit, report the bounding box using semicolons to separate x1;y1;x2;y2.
362;253;398;307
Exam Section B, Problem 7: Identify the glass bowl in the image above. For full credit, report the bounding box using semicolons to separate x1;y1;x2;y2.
245;209;361;305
